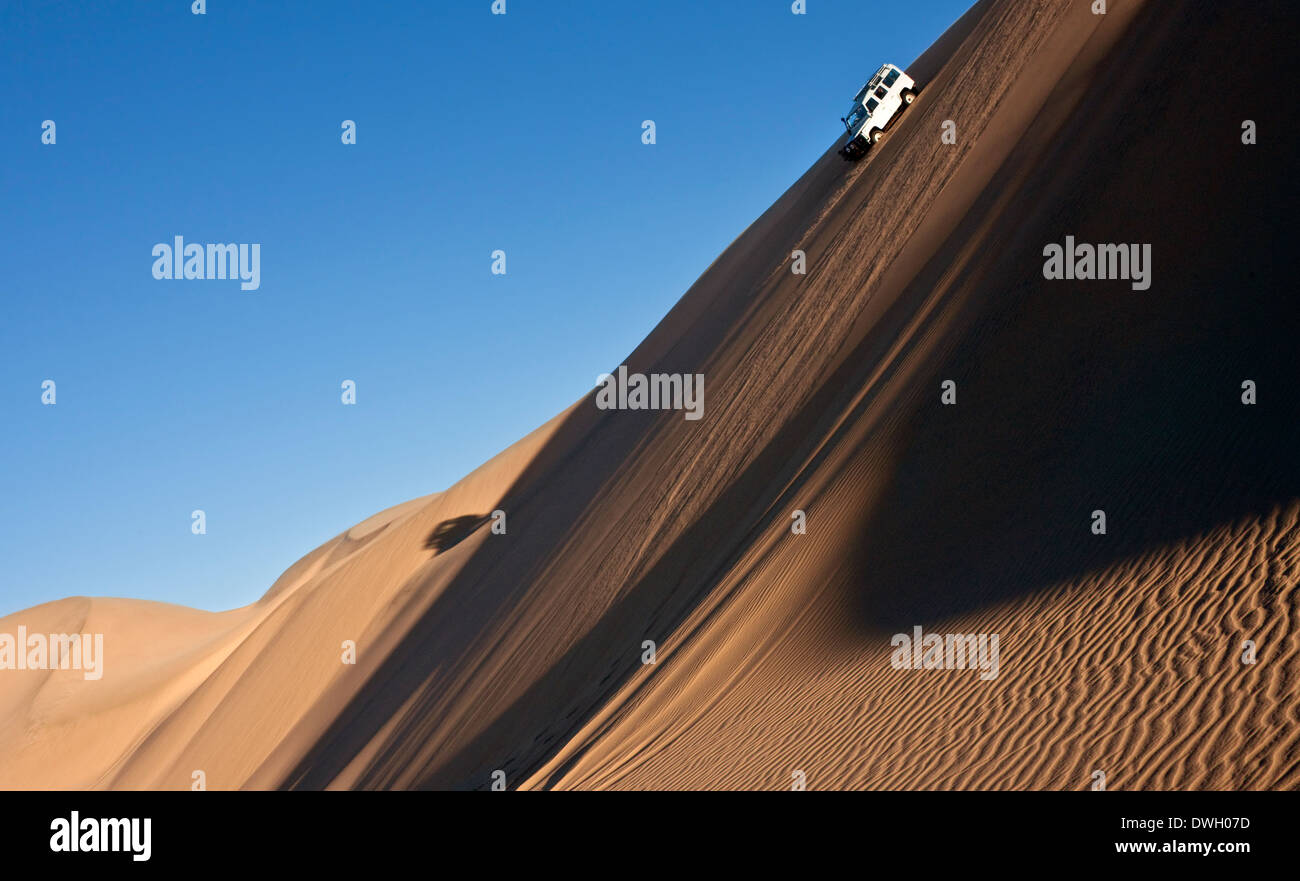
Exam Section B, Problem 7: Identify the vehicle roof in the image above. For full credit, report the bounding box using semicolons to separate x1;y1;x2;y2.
856;63;903;97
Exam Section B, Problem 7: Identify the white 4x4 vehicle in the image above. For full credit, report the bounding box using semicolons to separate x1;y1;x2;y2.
838;64;917;159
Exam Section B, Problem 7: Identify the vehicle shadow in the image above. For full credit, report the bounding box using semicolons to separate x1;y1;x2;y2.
424;514;490;553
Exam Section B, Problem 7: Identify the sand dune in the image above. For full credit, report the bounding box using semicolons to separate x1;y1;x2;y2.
3;0;1295;790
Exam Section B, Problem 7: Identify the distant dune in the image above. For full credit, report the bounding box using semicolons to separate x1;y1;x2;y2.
3;0;1295;790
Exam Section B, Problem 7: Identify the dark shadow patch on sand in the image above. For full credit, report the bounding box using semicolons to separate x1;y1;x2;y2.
845;0;1299;632
424;514;490;553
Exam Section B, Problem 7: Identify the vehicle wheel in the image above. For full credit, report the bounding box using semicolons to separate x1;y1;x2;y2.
870;129;882;143
902;90;915;104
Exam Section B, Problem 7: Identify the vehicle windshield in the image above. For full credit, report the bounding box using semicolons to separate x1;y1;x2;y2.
846;103;870;129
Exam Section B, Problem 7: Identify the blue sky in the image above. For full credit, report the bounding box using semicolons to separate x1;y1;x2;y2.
0;0;970;615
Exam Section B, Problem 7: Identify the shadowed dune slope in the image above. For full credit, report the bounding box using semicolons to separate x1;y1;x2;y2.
3;0;1296;790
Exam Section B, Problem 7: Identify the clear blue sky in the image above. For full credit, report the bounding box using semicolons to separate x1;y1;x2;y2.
0;0;970;615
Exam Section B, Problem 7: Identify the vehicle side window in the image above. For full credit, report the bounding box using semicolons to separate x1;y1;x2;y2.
884;69;900;87
866;98;879;111
875;87;888;99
